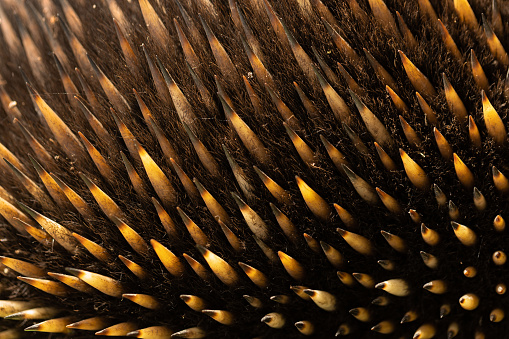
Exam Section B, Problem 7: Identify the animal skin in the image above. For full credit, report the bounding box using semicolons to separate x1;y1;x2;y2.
0;0;507;338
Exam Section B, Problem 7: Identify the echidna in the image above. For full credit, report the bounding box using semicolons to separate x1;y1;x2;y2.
0;0;507;337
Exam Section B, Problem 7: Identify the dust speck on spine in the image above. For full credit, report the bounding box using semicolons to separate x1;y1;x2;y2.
0;0;507;338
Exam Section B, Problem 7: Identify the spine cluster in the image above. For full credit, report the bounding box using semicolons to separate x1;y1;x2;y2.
0;0;507;338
